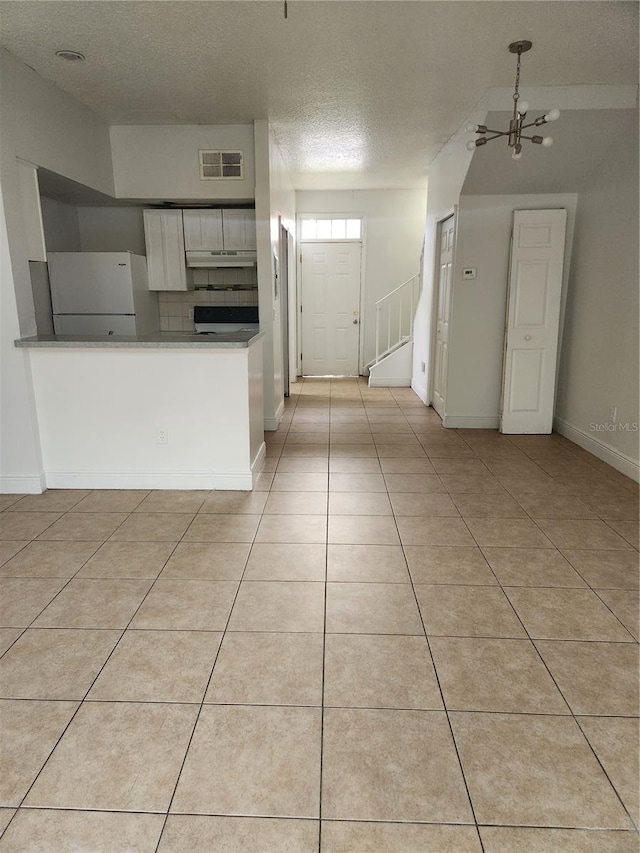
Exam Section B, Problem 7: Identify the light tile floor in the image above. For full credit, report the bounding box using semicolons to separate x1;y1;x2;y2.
0;377;638;852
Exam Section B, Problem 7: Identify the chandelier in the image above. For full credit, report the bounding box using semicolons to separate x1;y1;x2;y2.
466;41;560;160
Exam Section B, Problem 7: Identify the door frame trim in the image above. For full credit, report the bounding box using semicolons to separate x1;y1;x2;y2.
298;239;363;377
296;212;365;375
429;208;457;414
279;218;291;397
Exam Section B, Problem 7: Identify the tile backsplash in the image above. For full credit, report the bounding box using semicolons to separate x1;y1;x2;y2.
159;267;258;331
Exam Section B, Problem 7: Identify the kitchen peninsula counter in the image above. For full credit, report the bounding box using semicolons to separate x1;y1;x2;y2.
16;332;265;491
16;330;264;349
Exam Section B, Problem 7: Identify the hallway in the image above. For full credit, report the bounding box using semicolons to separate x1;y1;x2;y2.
0;378;638;851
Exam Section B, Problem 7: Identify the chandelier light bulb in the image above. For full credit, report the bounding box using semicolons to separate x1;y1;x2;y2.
542;136;554;147
465;124;478;133
545;108;561;122
512;149;523;160
517;100;529;115
466;140;477;151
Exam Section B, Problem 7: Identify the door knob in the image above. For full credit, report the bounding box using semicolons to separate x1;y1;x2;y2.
525;334;532;341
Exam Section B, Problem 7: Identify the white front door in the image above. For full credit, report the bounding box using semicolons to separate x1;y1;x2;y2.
500;209;567;434
301;242;361;375
432;215;455;418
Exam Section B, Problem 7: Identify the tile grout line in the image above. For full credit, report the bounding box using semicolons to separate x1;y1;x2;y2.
155;379;307;850
316;379;334;853
0;490;168;838
382;405;488;853
458;514;640;832
152;476;274;850
7;529;188;824
424;410;639;837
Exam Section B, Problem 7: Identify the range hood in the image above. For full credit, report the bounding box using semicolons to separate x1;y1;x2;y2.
186;250;257;269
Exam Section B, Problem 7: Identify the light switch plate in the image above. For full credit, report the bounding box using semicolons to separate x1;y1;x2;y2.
462;268;477;280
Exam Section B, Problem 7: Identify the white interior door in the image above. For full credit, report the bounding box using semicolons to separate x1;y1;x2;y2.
500;209;567;434
301;242;361;375
432;215;455;417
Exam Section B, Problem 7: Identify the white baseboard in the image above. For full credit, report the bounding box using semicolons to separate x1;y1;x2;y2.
251;442;267;487
45;469;219;490
264;399;285;432
212;472;254;490
553;416;640;482
0;472;46;494
410;378;428;403
368;376;412;387
442;415;500;429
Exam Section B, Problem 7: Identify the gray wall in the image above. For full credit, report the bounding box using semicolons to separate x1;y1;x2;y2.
40;196;81;252
555;126;639;466
29;261;54;335
77;206;146;254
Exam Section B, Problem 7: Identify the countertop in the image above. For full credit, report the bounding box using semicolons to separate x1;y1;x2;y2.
15;330;265;349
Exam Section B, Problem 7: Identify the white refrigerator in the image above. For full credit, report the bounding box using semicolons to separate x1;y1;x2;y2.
48;252;159;335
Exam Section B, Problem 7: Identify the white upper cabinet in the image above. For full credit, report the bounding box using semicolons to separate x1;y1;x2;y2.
182;209;255;251
222;210;257;251
143;210;189;291
183;210;224;251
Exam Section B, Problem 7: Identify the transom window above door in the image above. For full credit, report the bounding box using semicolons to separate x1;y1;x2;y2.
300;218;362;240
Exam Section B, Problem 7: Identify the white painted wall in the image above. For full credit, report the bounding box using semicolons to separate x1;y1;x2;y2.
0;183;45;492
78;206;147;254
410;107;487;402
254;121;295;428
555;127;639;477
17;162;47;262
368;342;414;388
248;341;265;468
40;197;81;252
0;49;115;199
27;342;265;490
0;48;113;491
296;189;427;371
269;128;296;402
110;125;255;200
444;193;577;427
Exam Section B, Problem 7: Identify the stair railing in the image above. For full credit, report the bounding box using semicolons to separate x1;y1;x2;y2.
374;273;420;366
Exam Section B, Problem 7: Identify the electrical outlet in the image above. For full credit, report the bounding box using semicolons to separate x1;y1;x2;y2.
188;308;194;320
609;406;617;424
157;426;168;445
462;268;477;280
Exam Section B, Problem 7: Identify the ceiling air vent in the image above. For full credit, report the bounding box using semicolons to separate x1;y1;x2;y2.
199;150;244;181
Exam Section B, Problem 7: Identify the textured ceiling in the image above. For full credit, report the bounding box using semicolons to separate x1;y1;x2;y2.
0;1;637;190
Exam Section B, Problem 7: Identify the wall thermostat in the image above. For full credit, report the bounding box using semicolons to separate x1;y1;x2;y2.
462;268;477;280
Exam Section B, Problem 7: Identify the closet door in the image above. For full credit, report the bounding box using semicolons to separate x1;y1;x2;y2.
500;209;567;434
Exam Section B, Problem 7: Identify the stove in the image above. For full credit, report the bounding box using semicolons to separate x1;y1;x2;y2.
193;305;259;335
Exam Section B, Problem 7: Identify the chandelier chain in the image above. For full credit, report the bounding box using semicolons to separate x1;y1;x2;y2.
513;49;522;103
